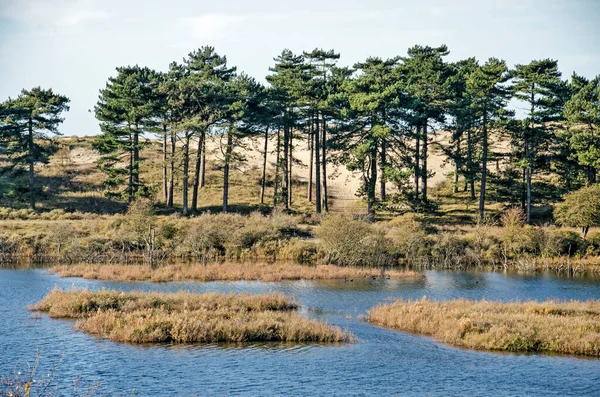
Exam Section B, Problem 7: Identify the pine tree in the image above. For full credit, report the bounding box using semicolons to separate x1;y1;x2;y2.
443;58;479;196
336;57;401;218
266;50;309;210
303;49;340;211
183;46;236;212
220;73;263;212
159;61;188;209
466;58;512;219
0;87;70;210
564;74;600;184
401;45;451;201
510;59;563;222
246;86;278;205
94;66;159;202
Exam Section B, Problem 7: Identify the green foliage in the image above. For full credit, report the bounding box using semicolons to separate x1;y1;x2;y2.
555;185;600;237
0;87;70;209
385;214;428;264
508;59;564;221
563;74;600;183
316;215;396;267
94;66;161;201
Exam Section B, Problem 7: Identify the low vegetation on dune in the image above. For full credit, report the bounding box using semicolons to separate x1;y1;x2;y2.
51;262;422;282
367;298;600;357
31;289;353;344
316;211;600;272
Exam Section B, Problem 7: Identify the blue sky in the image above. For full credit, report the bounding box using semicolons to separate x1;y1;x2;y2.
0;0;599;136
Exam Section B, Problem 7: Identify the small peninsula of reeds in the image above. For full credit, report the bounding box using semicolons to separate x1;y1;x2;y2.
31;289;353;344
367;298;600;357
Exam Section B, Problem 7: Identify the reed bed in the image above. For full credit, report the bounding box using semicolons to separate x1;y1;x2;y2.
31;289;353;344
367;298;600;357
51;262;423;282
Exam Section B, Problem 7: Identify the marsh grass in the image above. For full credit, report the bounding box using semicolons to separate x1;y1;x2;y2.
51;262;423;282
31;289;353;344
367;298;600;357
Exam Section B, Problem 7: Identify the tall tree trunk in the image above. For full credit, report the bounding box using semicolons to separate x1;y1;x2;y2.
421;121;428;201
453;131;461;193
223;129;233;213
322;115;328;211
380;138;387;201
200;132;206;188
274;129;281;206
128;128;133;203
28;116;35;210
133;126;140;198
414;124;420;199
367;144;377;220
167;129;175;207
467;127;475;199
314;112;322;214
282;121;289;210
479;114;488;220
288;125;293;208
162;124;168;202
521;168;526;210
191;131;204;212
308;115;313;203
525;167;531;223
182;136;190;215
524;132;531;223
526;84;535;224
260;127;269;205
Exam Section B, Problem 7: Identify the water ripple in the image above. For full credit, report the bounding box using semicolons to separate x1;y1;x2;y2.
1;269;600;396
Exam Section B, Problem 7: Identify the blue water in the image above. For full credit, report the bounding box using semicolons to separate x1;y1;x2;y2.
1;269;599;396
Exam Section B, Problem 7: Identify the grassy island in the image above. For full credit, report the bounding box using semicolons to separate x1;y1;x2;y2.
367;298;600;357
50;263;423;282
31;289;353;344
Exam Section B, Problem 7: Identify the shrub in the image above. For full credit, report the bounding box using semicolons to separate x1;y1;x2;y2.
547;229;586;256
586;231;600;256
385;214;428;265
177;213;244;260
499;208;538;256
279;239;320;264
316;215;396;267
429;233;469;268
555;185;600;238
463;217;501;264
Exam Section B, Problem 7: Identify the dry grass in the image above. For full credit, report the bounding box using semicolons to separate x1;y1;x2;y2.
51;262;423;282
31;288;353;344
367;298;600;357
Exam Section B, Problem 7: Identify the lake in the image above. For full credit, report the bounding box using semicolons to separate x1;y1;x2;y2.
1;269;599;396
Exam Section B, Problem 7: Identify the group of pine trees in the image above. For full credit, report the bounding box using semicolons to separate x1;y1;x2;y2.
1;44;599;222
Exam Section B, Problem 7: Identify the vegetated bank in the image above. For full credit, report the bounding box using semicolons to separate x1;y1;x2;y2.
31;289;353;344
3;205;600;279
367;298;600;357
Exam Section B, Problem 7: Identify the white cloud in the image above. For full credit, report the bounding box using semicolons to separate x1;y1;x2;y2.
181;12;290;41
63;9;111;26
0;0;110;27
182;14;246;41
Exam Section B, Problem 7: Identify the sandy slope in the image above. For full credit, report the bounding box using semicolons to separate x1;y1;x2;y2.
57;131;496;211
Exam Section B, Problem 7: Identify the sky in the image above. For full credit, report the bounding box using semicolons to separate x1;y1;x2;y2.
0;0;599;136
